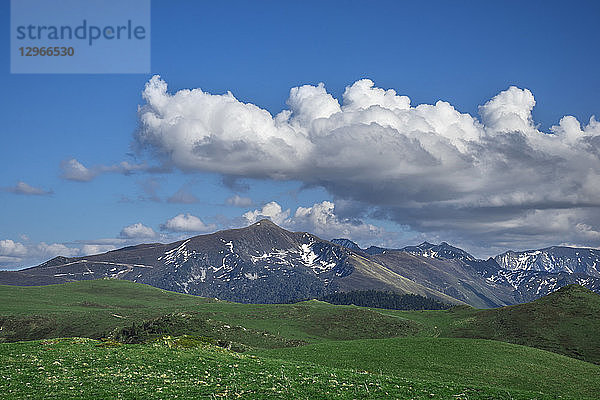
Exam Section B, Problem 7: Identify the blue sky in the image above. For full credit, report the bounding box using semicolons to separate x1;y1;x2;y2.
1;0;600;268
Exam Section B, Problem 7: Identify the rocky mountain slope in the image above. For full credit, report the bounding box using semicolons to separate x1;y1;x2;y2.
3;220;600;307
495;247;600;277
333;239;600;307
0;220;457;304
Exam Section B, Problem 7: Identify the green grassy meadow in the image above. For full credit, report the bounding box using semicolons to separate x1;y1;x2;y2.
1;338;591;400
1;279;599;399
257;337;600;399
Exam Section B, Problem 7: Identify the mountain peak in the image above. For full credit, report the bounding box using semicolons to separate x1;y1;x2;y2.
249;218;281;229
257;218;276;225
494;246;600;276
331;238;362;251
401;241;476;262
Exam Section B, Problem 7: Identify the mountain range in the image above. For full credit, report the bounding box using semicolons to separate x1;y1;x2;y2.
2;219;600;307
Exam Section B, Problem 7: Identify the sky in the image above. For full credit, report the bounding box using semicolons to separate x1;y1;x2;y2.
1;0;600;269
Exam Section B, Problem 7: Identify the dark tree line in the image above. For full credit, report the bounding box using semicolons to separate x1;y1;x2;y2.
319;290;451;310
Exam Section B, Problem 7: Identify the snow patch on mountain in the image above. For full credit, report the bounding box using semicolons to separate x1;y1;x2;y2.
160;239;192;267
495;247;600;277
300;243;318;266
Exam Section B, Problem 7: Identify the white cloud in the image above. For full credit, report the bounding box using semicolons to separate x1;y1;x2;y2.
81;244;117;255
292;201;384;240
4;181;52;195
161;214;216;233
36;242;80;258
0;234;174;269
119;223;157;239
135;77;600;250
0;240;28;257
243;202;290;226
0;239;81;268
60;159;95;182
479;86;536;135
242;200;390;246
226;194;253;207
61;158;147;182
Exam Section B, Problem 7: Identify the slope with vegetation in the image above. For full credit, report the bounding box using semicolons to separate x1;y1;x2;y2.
448;284;600;364
2;337;578;400
0;280;420;344
1;280;600;399
319;290;450;310
258;337;600;399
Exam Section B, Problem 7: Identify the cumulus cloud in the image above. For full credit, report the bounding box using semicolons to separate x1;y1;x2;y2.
0;239;80;260
291;201;387;242
81;244;117;255
36;242;80;258
0;240;28;257
243;202;290;226
161;214;216;233
242;200;390;246
135;76;600;253
61;158;147;182
60;159;95;182
0;239;81;268
119;223;157;239
226;194;253;207
4;181;52;195
1;231;179;270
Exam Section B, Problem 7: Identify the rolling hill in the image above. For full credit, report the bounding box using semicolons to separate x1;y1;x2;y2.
1;280;599;399
448;284;600;364
4;337;589;400
258;337;600;399
2;279;600;364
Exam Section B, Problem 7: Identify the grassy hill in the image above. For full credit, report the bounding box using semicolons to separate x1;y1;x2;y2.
1;337;594;400
359;285;600;364
0;279;216;341
1;279;600;398
447;285;600;364
258;337;600;399
0;280;419;345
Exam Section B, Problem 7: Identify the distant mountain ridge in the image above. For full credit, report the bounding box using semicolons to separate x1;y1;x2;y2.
330;239;362;252
332;237;600;306
0;220;458;305
400;241;476;261
495;246;600;277
2;221;600;308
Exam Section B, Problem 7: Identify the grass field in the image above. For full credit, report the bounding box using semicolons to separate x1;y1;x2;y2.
0;280;421;344
257;337;600;399
450;285;600;363
1;279;599;398
353;286;600;364
0;337;586;400
0;279;217;341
